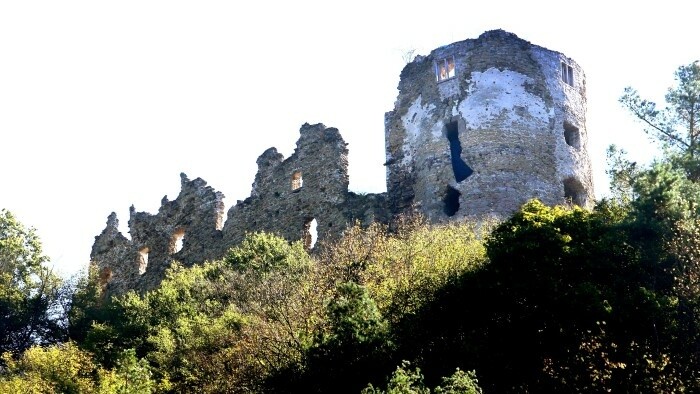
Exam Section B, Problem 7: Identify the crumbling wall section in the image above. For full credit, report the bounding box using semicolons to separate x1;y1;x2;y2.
221;123;387;247
91;123;387;294
91;174;226;292
127;174;225;290
91;213;140;295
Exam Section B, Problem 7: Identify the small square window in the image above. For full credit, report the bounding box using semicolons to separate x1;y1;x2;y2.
435;56;456;82
561;62;574;86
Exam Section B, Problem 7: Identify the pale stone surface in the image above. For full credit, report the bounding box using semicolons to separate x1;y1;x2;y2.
91;30;593;294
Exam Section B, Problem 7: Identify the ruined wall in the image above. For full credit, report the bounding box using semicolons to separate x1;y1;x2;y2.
221;123;388;250
91;123;388;293
92;30;595;295
385;29;593;221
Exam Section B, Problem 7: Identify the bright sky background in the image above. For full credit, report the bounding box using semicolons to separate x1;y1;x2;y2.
1;1;696;277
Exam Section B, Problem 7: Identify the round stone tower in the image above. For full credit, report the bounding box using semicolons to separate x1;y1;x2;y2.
384;29;593;221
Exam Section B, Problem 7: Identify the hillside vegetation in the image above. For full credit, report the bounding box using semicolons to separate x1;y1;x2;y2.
4;187;700;393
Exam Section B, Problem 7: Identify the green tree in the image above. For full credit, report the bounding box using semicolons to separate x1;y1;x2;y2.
434;369;483;394
616;62;700;391
0;343;154;394
81;262;245;392
362;361;429;394
605;145;640;203
388;200;690;392
290;281;393;394
269;218;487;394
67;266;110;346
620;61;700;179
321;281;389;348
0;343;100;394
0;209;65;354
362;361;482;394
78;232;320;393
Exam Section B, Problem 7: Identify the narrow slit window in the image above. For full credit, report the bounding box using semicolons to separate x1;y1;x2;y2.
561;62;574;86
291;171;303;191
435;56;456;82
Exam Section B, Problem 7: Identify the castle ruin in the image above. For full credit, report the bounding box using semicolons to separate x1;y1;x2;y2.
92;30;593;294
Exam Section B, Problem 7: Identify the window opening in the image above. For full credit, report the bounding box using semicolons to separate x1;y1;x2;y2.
138;247;149;275
563;177;586;207
171;228;185;254
303;218;318;249
443;186;461;217
563;122;581;149
291;171;303;191
445;121;473;182
215;211;224;231
435;56;456;82
561;62;574;86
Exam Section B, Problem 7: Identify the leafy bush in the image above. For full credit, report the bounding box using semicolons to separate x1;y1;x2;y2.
362;361;482;394
0;343;154;394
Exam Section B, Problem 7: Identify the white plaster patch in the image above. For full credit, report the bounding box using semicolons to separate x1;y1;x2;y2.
459;68;549;129
400;95;436;165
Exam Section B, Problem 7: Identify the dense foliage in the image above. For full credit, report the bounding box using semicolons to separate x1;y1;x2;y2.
0;209;66;354
65;222;489;393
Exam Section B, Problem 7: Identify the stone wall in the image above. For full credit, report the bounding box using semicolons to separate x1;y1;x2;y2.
221;123;387;250
91;123;388;293
92;30;594;294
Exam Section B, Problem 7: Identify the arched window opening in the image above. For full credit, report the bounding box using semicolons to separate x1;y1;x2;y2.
303;218;318;249
171;228;185;254
564;177;586;207
563;122;581;150
292;171;303;191
138;247;149;275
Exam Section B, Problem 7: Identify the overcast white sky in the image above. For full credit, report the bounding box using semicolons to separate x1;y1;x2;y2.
1;1;696;277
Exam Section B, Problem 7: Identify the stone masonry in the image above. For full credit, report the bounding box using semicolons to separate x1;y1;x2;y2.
92;30;593;294
92;123;388;292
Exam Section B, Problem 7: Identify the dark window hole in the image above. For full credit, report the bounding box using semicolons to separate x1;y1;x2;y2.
564;177;586;207
443;186;461;217
564;122;581;149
